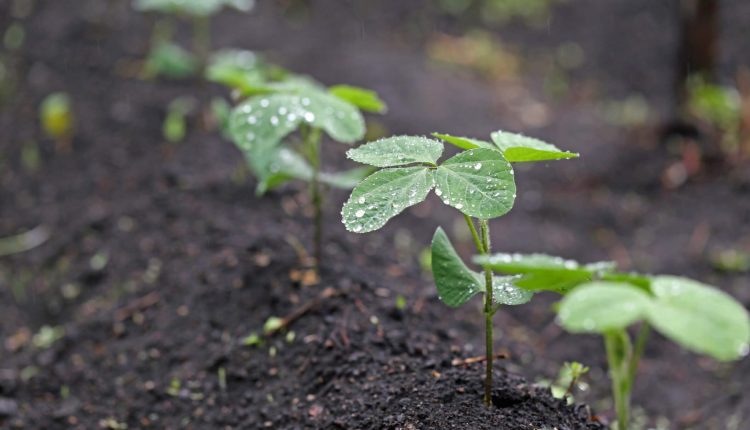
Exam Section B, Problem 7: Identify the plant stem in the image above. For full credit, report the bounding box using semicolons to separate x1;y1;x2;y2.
604;331;632;430
463;214;483;252
479;219;494;407
192;15;211;71
305;127;323;269
628;322;650;383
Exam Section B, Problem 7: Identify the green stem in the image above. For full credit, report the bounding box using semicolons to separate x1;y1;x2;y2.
604;331;632;430
628;322;650;384
304;127;323;269
192;15;211;71
463;214;483;253
479;219;494;407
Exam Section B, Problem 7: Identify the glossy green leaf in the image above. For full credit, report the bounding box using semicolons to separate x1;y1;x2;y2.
299;90;365;143
558;282;653;332
492;275;533;306
346;136;443;167
431;228;483;307
432;132;496;150
229;94;303;157
254;147;312;195
329;85;387;113
341;167;434;233
434;148;516;219
490;130;579;162
647;276;750;361
474;253;616;294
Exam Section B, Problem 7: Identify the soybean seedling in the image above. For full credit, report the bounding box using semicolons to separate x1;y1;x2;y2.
40;92;74;153
133;0;255;72
475;254;750;429
228;76;387;267
342;131;578;406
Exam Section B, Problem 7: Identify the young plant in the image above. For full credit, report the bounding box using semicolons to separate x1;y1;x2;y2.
39;92;74;152
133;0;255;72
475;254;750;429
228;76;386;267
341;131;578;406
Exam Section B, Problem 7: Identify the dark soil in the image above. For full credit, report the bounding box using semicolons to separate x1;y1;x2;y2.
1;0;750;429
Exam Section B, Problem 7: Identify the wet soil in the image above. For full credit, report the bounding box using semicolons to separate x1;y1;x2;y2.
1;0;750;429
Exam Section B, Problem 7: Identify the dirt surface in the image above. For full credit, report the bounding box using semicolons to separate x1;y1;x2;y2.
1;0;750;428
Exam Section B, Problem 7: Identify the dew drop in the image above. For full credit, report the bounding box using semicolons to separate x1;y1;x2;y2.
474;163;482;170
260;99;270;108
352;224;362;232
270;116;279;126
304;112;316;122
358;196;366;204
301;97;311;106
278;107;288;115
435;189;443;196
355;209;365;218
455;203;463;209
247;116;257;125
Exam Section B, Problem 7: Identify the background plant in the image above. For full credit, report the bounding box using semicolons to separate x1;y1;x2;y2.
133;0;256;76
475;254;750;429
342;130;577;405
228;74;386;267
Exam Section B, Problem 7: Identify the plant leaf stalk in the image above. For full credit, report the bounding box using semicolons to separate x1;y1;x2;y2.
192;14;211;71
465;216;495;406
604;324;650;430
303;126;324;269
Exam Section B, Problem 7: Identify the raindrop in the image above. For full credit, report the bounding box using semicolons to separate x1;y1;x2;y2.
287;113;297;122
474;163;482;170
358;197;366;204
435;189;443;196
278;107;288;115
247;116;257;125
260;99;270;108
455;203;463;209
355;209;365;218
301;97;311;106
352;225;362;232
304;112;316;122
270;116;279;126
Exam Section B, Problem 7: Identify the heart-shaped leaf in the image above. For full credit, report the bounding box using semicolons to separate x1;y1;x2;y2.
347;136;444;168
434;148;516;219
558;282;653;332
342;167;434;233
329;85;387;113
647;276;750;361
432;132;496;151
491;131;579;162
431;227;483;307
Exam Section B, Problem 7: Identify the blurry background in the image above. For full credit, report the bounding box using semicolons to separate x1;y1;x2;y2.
1;0;750;428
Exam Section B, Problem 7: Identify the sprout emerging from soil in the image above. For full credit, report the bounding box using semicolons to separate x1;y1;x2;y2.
342;130;577;406
39;92;74;152
475;255;750;428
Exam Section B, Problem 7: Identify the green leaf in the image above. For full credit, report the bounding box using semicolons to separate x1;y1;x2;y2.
342;167;434;233
254;147;313;195
490;130;579;162
474;253;616;294
431;227;483;307
205;49;267;92
320;167;375;189
558;282;653;333
134;0;254;16
347;136;443;167
229;94;303;165
432;132;496;150
434;148;516;219
647;276;750;361
143;41;197;79
492;275;533;306
329;85;387;113
299;89;365;143
600;271;652;292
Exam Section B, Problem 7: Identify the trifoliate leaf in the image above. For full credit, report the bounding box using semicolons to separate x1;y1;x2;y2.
329;85;387;113
346;136;444;167
647;276;750;361
558;282;653;332
490;130;579;162
434;148;516;219
431;227;483;307
342;167;434;233
432;132;496;150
